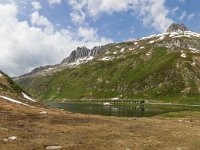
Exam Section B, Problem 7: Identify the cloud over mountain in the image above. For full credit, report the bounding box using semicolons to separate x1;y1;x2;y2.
0;3;112;76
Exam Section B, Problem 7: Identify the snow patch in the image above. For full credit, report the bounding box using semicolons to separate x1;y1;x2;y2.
101;56;113;61
22;92;36;102
146;52;152;56
44;68;53;72
169;31;200;39
180;52;186;58
68;57;93;67
148;40;155;44
120;48;125;52
113;51;117;54
111;97;119;100
140;34;157;40
158;36;165;40
191;62;196;66
0;96;34;108
140;46;144;49
129;48;134;51
189;47;199;53
0;73;2;77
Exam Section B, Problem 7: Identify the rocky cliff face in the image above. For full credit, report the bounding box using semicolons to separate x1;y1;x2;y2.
166;23;189;33
61;46;90;64
61;44;113;64
15;23;200;103
15;43;114;78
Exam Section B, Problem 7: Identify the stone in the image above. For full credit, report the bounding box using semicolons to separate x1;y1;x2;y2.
8;136;17;140
46;145;62;150
166;23;189;33
40;111;48;115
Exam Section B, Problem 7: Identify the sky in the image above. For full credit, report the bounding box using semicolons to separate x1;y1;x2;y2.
0;0;199;76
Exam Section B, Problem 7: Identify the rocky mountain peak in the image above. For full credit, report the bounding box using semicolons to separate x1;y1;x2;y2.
166;23;189;33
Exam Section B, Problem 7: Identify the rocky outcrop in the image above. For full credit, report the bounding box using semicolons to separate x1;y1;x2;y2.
166;23;189;33
61;44;114;64
157;37;200;50
61;46;90;64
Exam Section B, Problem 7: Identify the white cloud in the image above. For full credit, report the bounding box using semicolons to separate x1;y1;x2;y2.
48;0;62;5
0;3;112;76
70;11;85;25
179;11;187;20
31;11;53;33
31;1;41;10
68;0;173;32
78;27;98;41
171;6;179;15
187;13;195;20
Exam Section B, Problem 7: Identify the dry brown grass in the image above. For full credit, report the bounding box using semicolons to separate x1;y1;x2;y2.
1;99;200;150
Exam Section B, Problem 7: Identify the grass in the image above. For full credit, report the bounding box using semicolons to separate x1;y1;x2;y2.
15;42;200;104
2;99;200;150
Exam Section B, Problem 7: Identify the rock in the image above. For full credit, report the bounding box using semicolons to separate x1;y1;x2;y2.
3;138;9;142
61;46;90;64
40;111;48;115
166;23;189;33
8;136;17;140
184;120;192;123
61;44;114;64
46;145;62;150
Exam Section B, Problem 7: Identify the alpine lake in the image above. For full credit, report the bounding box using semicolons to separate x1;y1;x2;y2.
49;102;200;117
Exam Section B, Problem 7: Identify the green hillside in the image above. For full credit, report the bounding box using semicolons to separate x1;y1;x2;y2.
15;33;200;104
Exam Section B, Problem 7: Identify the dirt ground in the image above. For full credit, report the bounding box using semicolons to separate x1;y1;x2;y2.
1;100;200;150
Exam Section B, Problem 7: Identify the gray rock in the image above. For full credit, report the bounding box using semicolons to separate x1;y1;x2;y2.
39;111;48;115
46;145;62;150
166;23;189;33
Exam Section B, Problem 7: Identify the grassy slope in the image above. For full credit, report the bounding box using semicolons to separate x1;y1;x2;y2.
16;41;200;104
2;98;200;150
0;70;26;98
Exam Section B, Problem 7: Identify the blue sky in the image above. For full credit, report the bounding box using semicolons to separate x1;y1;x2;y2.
0;0;199;76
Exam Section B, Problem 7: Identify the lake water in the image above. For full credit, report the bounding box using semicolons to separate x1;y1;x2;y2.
49;103;200;117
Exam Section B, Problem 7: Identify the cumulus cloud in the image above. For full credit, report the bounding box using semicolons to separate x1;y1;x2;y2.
179;11;196;21
0;3;112;76
187;13;195;20
68;0;173;32
31;1;41;10
171;6;179;15
47;0;62;5
179;11;187;20
31;11;53;33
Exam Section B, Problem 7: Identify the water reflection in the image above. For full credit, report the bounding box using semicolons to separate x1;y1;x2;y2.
49;103;199;117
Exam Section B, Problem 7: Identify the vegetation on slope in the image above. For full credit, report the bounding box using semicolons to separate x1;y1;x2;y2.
16;37;200;104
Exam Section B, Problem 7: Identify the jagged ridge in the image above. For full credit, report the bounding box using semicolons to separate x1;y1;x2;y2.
15;24;200;104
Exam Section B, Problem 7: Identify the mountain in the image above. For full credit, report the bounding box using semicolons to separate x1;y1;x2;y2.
15;23;200;104
0;70;35;105
166;23;189;33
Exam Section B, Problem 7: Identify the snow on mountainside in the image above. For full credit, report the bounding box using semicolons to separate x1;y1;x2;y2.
15;24;200;79
15;23;200;102
0;70;36;106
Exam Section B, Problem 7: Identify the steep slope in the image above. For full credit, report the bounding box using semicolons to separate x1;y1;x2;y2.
0;70;35;105
15;24;200;104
